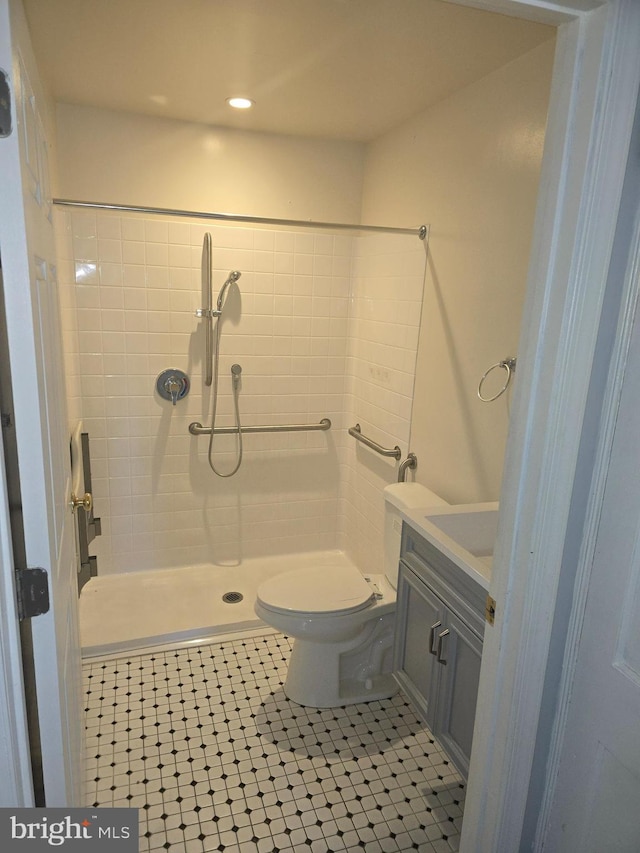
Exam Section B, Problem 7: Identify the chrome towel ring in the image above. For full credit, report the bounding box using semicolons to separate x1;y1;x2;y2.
477;357;517;402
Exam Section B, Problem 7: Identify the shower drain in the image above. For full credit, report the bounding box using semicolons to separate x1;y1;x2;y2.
222;591;244;604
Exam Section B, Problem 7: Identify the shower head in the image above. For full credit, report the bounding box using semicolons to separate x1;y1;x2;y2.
215;270;242;314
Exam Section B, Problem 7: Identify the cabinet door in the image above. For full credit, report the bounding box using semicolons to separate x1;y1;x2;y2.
393;563;444;728
434;610;483;778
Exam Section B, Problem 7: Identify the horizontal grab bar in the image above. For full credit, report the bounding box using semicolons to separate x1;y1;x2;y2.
189;418;331;436
348;424;402;460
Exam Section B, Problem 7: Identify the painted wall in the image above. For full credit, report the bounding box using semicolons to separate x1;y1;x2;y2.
361;38;556;503
55;103;365;223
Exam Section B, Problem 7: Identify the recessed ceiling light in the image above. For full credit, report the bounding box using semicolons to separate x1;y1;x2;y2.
226;97;254;110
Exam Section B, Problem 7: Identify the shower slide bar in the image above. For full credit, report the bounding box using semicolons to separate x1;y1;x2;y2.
53;198;427;239
188;417;331;436
348;424;402;460
202;232;213;387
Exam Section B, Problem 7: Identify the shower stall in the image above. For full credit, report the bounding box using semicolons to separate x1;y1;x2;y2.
55;202;427;655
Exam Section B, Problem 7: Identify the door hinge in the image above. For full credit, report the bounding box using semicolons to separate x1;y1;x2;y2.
16;567;50;620
485;595;496;625
0;70;12;137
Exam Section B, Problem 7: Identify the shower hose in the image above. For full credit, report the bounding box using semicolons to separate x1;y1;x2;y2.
207;319;243;477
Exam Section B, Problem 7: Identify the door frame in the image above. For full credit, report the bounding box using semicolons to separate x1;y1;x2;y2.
0;406;33;806
451;0;640;850
0;1;36;808
0;0;84;807
0;0;638;839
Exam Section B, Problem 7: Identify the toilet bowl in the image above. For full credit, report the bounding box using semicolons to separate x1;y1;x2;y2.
255;483;448;708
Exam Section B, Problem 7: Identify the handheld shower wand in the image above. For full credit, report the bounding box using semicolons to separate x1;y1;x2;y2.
214;270;241;316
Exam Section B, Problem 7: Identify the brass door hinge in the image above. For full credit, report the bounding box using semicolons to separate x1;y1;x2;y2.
485;595;496;625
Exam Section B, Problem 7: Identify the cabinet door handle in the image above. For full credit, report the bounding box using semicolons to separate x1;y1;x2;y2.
429;621;442;655
437;628;450;665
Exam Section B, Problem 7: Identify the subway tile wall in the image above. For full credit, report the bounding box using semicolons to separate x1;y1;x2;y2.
55;210;426;576
340;234;427;573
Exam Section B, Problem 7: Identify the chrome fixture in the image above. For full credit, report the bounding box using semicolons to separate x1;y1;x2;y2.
156;368;189;406
197;270;242;323
477;356;517;402
54;198;427;239
207;358;244;477
188;417;332;436
398;453;418;482
348;423;402;460
215;271;241;317
230;363;242;390
195;233;244;477
198;233;213;386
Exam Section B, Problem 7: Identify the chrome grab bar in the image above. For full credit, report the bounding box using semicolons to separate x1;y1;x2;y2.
189;417;331;436
398;452;417;482
348;424;402;460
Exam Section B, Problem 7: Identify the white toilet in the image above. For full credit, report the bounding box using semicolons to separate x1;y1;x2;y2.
254;483;448;707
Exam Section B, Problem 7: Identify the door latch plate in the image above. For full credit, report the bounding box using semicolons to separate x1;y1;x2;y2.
485;594;496;625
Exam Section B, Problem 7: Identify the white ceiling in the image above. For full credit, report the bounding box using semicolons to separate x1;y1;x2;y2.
23;0;554;143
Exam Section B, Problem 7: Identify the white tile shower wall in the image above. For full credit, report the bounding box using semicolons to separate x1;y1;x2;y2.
339;233;427;574
57;211;425;575
58;210;355;572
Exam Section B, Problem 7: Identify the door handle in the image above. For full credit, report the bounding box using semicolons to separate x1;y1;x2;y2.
70;492;92;514
429;621;442;655
437;628;450;665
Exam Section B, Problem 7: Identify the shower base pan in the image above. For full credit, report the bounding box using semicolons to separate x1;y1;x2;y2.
79;550;357;658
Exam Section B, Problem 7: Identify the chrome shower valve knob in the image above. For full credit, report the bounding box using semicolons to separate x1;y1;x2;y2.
156;368;190;406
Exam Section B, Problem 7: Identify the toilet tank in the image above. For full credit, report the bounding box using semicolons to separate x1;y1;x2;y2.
383;483;449;587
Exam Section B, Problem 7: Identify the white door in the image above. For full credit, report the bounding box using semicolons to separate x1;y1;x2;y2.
0;0;83;806
542;268;640;844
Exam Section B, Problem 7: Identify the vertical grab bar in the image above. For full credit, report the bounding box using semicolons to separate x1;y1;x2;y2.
203;232;213;387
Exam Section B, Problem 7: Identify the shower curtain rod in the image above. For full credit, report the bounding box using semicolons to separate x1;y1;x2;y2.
52;198;427;239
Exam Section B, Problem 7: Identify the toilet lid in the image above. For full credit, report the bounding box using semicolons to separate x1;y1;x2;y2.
256;565;374;616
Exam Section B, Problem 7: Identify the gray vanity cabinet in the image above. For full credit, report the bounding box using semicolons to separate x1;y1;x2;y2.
393;526;486;779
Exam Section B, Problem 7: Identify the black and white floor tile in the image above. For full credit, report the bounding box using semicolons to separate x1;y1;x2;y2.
83;634;465;852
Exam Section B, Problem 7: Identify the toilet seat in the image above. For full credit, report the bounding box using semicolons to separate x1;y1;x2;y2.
256;565;374;617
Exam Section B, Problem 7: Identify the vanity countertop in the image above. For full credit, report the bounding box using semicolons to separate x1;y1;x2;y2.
398;502;499;591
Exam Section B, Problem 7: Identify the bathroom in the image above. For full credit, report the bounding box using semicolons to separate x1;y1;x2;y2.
6;0;560;849
45;3;556;656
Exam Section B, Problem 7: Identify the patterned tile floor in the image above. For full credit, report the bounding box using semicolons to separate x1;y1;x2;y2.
83;633;465;852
